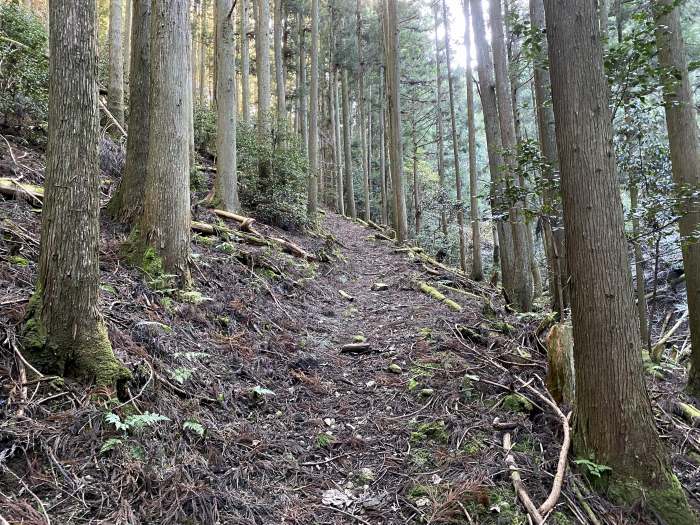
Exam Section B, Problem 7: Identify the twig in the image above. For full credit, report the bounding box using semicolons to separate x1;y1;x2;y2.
300;452;353;466
503;432;544;524
3;467;51;525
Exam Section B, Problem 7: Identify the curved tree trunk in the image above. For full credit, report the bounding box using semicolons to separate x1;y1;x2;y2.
307;0;319;219
24;0;128;386
135;0;192;287
240;0;250;122
108;0;125;128
107;0;152;223
341;69;356;219
653;0;700;397
544;2;695;521
214;0;239;211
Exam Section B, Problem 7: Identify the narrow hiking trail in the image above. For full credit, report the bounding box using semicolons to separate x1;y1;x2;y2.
5;190;695;524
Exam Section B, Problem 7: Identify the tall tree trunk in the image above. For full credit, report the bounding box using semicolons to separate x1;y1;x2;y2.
367;85;373;218
135;0;192;287
630;178;650;348
307;0;319;219
411;115;421;236
529;0;568;315
470;0;508;282
489;0;533;311
124;0;132;90
108;0;125;127
441;0;467;271
214;0;239;211
333;69;344;215
383;0;407;242
273;0;286;125
598;0;608;40
198;0;208;107
341;68;356;218
297;11;308;152
256;0;271;133
379;67;388;226
357;0;370;221
108;0;152;223
24;0;128;386
544;2;695;521
191;1;198;112
240;0;250;122
330;70;343;214
654;0;700;397
433;4;448;237
462;0;482;281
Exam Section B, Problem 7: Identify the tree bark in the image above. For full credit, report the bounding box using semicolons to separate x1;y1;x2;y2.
469;0;510;285
24;0;129;386
433;3;448;238
124;0;132;89
357;0;370;222
653;0;700;397
440;0;467;271
107;0;152;223
332;69;344;215
544;2;695;521
462;0;482;281
379;67;388;226
198;0;208;107
108;0;125;128
411;114;420;236
240;0;250;122
307;0;319;219
273;0;286;125
256;0;271;133
214;0;239;211
529;0;568;316
297;11;307;152
383;0;407;242
136;0;192;287
341;68;356;218
489;0;533;311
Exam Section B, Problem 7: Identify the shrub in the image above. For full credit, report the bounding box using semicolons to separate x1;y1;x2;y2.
0;4;48;128
193;104;216;156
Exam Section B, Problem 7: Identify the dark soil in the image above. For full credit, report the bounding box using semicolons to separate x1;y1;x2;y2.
1;135;699;525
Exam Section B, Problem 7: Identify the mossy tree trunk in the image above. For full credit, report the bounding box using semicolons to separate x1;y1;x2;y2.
107;0;151;224
134;0;192;287
653;0;700;397
23;0;129;387
108;0;125;128
214;0;239;212
544;2;695;522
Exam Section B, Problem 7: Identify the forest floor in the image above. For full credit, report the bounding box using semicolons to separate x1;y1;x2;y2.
1;135;699;525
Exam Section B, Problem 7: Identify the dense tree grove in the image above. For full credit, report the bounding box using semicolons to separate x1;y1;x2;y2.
1;0;700;522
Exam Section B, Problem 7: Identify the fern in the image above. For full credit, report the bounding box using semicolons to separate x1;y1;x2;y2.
100;437;123;454
123;412;170;430
183;419;205;437
105;412;128;432
170;367;193;384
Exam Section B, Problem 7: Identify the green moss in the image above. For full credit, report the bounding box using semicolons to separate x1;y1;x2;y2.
407;484;438;501
462;434;485;455
552;512;572;525
21;291;130;386
502;393;534;414
193;233;216;247
461;373;479;401
463;487;527;525
490;320;515;334
315;432;334;448
216;241;236;253
512;435;536;454
410;420;449;444
177;290;207;305
410;448;432;468
609;472;697;525
9;255;29;267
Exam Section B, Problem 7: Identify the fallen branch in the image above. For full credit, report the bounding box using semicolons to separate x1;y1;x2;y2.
340;342;372;354
503;432;544;524
418;281;462;311
651;310;688;361
98;98;127;138
0;177;43;205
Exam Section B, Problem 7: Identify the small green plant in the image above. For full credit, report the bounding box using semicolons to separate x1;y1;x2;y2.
574;458;613;478
315;432;334;448
410;420;449;444
169;367;193;384
183;419;206;437
101;411;170;455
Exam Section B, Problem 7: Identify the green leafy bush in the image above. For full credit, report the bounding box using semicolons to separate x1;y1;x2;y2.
193;103;216;156
0;4;48;127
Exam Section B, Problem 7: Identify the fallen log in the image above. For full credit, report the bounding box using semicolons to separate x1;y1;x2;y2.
340;342;372;354
0;177;43;205
651;309;688;362
418;281;462;311
212;208;256;231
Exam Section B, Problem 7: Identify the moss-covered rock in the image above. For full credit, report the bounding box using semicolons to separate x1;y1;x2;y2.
502;393;534;414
